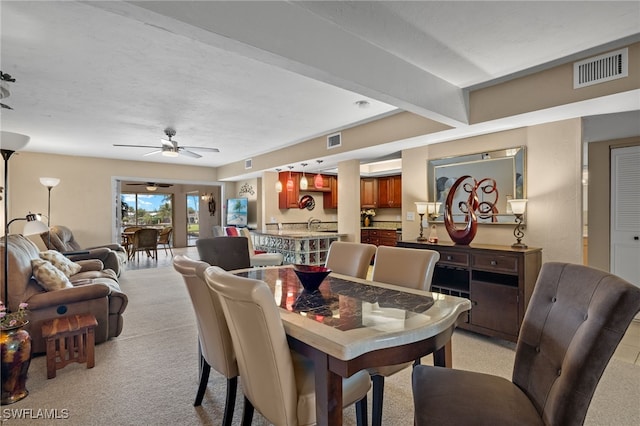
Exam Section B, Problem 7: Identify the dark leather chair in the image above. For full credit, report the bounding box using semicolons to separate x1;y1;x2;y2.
412;262;640;426
195;236;251;271
173;255;238;425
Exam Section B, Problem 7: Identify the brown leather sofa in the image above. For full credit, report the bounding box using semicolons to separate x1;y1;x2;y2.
41;225;127;276
1;234;128;354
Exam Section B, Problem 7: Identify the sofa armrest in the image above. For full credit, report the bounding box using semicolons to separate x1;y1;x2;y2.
74;259;105;272
24;284;111;310
86;243;126;253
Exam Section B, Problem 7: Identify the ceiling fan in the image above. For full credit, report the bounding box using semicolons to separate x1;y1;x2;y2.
127;182;173;188
113;128;220;158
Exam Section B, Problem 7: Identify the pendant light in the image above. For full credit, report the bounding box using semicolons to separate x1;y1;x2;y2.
314;160;324;189
286;166;294;192
299;163;308;190
275;168;283;193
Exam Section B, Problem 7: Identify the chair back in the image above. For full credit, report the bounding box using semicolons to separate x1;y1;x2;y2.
196;237;251;271
513;262;640;425
212;225;225;237
133;228;159;250
204;266;299;425
325;241;376;279
238;228;256;255
158;227;173;244
371;246;440;290
42;225;82;252
172;255;238;380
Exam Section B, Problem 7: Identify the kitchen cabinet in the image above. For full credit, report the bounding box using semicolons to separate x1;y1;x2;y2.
360;178;378;208
377;175;402;208
396;241;542;342
323;175;338;209
361;228;397;247
278;171;300;209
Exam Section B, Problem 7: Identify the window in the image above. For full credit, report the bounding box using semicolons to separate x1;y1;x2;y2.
121;193;173;230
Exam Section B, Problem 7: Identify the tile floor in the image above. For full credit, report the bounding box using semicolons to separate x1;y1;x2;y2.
124;246;640;366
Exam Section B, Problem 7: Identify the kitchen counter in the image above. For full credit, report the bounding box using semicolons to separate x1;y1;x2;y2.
251;230;346;265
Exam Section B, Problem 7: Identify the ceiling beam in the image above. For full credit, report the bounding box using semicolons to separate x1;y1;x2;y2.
96;1;468;127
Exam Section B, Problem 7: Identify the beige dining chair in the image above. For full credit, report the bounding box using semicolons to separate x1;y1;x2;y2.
325;241;377;279
412;262;640;426
239;227;283;267
131;228;159;260
369;245;440;426
203;266;371;426
172;256;238;426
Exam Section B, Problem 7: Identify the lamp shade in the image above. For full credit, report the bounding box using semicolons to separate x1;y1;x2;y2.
314;173;323;189
39;177;61;188
275;180;283;193
299;175;308;190
508;199;528;215
415;202;428;215
22;214;48;235
428;202;443;216
0;131;30;151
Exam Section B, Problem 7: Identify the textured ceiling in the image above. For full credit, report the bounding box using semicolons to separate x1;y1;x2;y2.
1;1;639;179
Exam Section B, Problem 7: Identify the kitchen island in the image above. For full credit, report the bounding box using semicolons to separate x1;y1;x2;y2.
251;230;346;265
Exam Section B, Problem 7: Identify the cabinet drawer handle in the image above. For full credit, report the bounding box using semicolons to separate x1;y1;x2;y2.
447;255;453;261
490;260;497;266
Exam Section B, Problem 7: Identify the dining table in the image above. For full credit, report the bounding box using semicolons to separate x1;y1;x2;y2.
233;265;472;426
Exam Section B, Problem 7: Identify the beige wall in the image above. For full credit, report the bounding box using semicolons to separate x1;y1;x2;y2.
401;119;583;265
5;152;218;249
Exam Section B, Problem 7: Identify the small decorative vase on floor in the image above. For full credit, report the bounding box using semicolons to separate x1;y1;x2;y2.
363;216;371;227
1;324;32;404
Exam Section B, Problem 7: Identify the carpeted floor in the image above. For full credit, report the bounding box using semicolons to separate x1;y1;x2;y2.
4;253;640;425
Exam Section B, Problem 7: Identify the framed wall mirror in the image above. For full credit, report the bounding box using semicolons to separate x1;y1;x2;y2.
427;146;526;224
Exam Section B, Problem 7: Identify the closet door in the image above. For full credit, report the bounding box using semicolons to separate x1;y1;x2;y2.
610;145;640;287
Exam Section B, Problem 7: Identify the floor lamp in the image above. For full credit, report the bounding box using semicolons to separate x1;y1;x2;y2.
39;177;60;248
2;131;31;309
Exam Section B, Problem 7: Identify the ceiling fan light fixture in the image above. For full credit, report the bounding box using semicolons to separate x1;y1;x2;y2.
162;149;179;158
146;185;158;191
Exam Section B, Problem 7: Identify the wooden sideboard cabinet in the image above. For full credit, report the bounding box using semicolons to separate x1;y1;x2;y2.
361;228;398;247
397;241;542;342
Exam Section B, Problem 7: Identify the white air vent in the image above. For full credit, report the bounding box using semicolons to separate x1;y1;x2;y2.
327;132;341;149
574;48;628;89
245;159;252;169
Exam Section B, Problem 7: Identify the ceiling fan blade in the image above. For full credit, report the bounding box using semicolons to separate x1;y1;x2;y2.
113;144;159;148
182;146;220;153
143;150;162;156
160;139;174;148
180;149;202;159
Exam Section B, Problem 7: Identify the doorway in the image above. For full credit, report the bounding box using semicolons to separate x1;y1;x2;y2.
186;192;200;246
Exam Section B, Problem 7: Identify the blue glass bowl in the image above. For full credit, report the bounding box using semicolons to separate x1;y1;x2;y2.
292;264;331;293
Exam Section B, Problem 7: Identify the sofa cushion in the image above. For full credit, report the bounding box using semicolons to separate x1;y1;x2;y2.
40;250;82;277
31;258;73;291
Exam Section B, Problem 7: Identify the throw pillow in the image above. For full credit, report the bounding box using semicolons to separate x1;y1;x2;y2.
31;258;73;291
40;250;82;277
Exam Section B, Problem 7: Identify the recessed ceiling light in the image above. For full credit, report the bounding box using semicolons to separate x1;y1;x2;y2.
355;100;370;109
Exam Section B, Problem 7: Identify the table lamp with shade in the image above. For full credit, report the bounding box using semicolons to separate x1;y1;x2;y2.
507;199;528;248
414;202;429;241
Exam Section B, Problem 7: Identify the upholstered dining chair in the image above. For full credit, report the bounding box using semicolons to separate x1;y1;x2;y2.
195;236;251;271
172;255;238;426
203;266;371;426
412;262;640;426
368;245;441;426
325;241;377;279
157;227;173;256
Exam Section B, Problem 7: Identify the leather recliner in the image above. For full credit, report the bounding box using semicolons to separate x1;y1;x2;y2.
41;225;127;276
1;234;128;354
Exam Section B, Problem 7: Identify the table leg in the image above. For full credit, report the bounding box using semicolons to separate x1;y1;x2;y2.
433;340;453;368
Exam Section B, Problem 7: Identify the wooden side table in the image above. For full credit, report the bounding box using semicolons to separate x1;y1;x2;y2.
41;314;98;379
